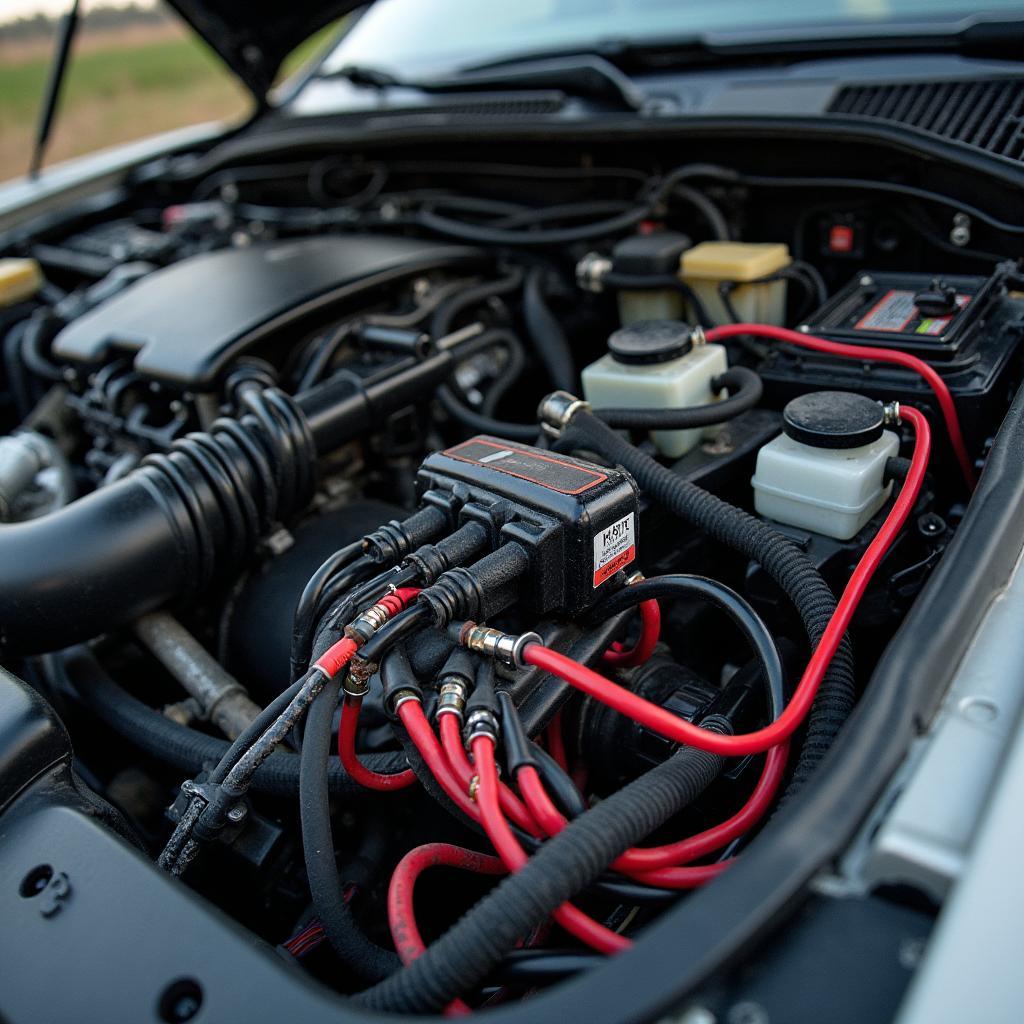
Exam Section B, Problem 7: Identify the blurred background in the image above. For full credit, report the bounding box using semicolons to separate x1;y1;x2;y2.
0;0;334;184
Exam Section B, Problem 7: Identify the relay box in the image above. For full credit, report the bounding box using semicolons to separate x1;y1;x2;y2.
416;436;639;618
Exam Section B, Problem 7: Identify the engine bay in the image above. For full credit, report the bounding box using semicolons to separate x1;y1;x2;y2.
1;130;1022;1020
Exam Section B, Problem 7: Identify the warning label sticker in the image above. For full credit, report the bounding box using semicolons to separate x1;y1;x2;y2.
593;513;636;587
855;290;918;332
854;290;972;335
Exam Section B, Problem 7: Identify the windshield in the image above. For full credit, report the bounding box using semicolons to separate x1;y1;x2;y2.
319;0;1024;78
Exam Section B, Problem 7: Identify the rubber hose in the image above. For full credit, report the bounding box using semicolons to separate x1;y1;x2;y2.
356;716;730;1013
436;384;540;441
60;649;405;798
299;676;401;981
595;367;762;430
523;267;576;391
562;410;855;798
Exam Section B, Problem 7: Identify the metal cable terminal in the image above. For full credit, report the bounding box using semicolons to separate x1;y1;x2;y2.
457;623;541;669
537;390;591;439
882;401;901;426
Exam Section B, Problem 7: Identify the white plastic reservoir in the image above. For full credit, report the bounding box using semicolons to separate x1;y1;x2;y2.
752;391;899;540
581;320;728;459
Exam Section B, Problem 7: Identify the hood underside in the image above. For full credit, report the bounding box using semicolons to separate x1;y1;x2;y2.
164;0;361;99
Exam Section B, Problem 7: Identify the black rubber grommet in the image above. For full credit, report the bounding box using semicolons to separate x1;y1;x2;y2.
608;320;692;365
782;391;885;450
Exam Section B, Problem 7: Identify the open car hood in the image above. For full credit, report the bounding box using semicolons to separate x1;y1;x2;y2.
164;0;361;99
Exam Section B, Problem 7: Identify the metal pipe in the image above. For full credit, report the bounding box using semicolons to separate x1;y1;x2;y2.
134;612;263;739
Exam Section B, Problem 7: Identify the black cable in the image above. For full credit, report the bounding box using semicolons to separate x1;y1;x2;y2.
488;949;599;986
356;716;732;1013
290;542;368;680
600;271;714;328
416;204;652;247
209;677;306;785
436;385;540;441
523;267;577;391
594;367;762;430
560;410;855;799
299;675;401;981
667;182;730;240
58;648;405;797
531;743;587;819
584;574;785;720
357;604;435;666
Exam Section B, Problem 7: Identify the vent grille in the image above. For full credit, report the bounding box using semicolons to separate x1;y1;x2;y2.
426;96;565;117
829;79;1024;163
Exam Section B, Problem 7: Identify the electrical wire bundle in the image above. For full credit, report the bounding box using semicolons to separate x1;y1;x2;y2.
138;328;934;1011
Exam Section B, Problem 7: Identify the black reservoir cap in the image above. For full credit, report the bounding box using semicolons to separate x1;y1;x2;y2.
608;320;692;365
782;391;885;449
611;230;691;276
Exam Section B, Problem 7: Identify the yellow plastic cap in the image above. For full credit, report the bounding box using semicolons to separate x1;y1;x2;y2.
0;258;43;308
681;242;791;282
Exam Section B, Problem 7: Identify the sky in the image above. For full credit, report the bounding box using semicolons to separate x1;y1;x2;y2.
1;0;157;24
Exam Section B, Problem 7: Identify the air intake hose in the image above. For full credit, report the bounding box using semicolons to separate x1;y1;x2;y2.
0;340;477;654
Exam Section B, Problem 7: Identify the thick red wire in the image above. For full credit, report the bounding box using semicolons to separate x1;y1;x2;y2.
338;696;417;791
388;842;506;964
438;713;541;837
706;322;974;488
472;734;630;954
523;406;931;758
602;598;661;667
398;700;480;821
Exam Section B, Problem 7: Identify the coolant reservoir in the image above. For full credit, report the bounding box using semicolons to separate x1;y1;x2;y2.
751;391;898;541
581;320;727;459
681;241;790;325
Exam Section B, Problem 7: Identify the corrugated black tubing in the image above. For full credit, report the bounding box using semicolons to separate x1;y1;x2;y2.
561;409;855;799
355;716;731;1013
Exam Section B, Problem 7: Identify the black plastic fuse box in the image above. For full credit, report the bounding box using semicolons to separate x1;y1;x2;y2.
416;436;639;618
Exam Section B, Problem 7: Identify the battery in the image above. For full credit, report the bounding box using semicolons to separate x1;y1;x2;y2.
802;270;999;361
757;263;1024;453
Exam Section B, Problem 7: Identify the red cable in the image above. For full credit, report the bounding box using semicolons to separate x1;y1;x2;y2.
705;322;974;488
338;696;417;791
398;700;481;821
438;713;541;837
517;755;782;884
614;742;789;870
313;636;358;677
388;842;505;964
523;406;931;758
544;710;569;772
472;734;630;954
602;599;661;667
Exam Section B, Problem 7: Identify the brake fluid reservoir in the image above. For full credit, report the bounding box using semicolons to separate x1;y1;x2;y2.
681;241;791;326
581;320;727;459
751;391;898;540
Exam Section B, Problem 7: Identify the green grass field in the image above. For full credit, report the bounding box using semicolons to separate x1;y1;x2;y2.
0;22;335;183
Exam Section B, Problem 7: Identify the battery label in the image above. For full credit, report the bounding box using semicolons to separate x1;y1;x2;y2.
855;290;917;332
855;290;972;335
443;438;607;495
593;512;635;587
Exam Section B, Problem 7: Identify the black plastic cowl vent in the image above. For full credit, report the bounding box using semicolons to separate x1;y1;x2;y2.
829;78;1024;163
